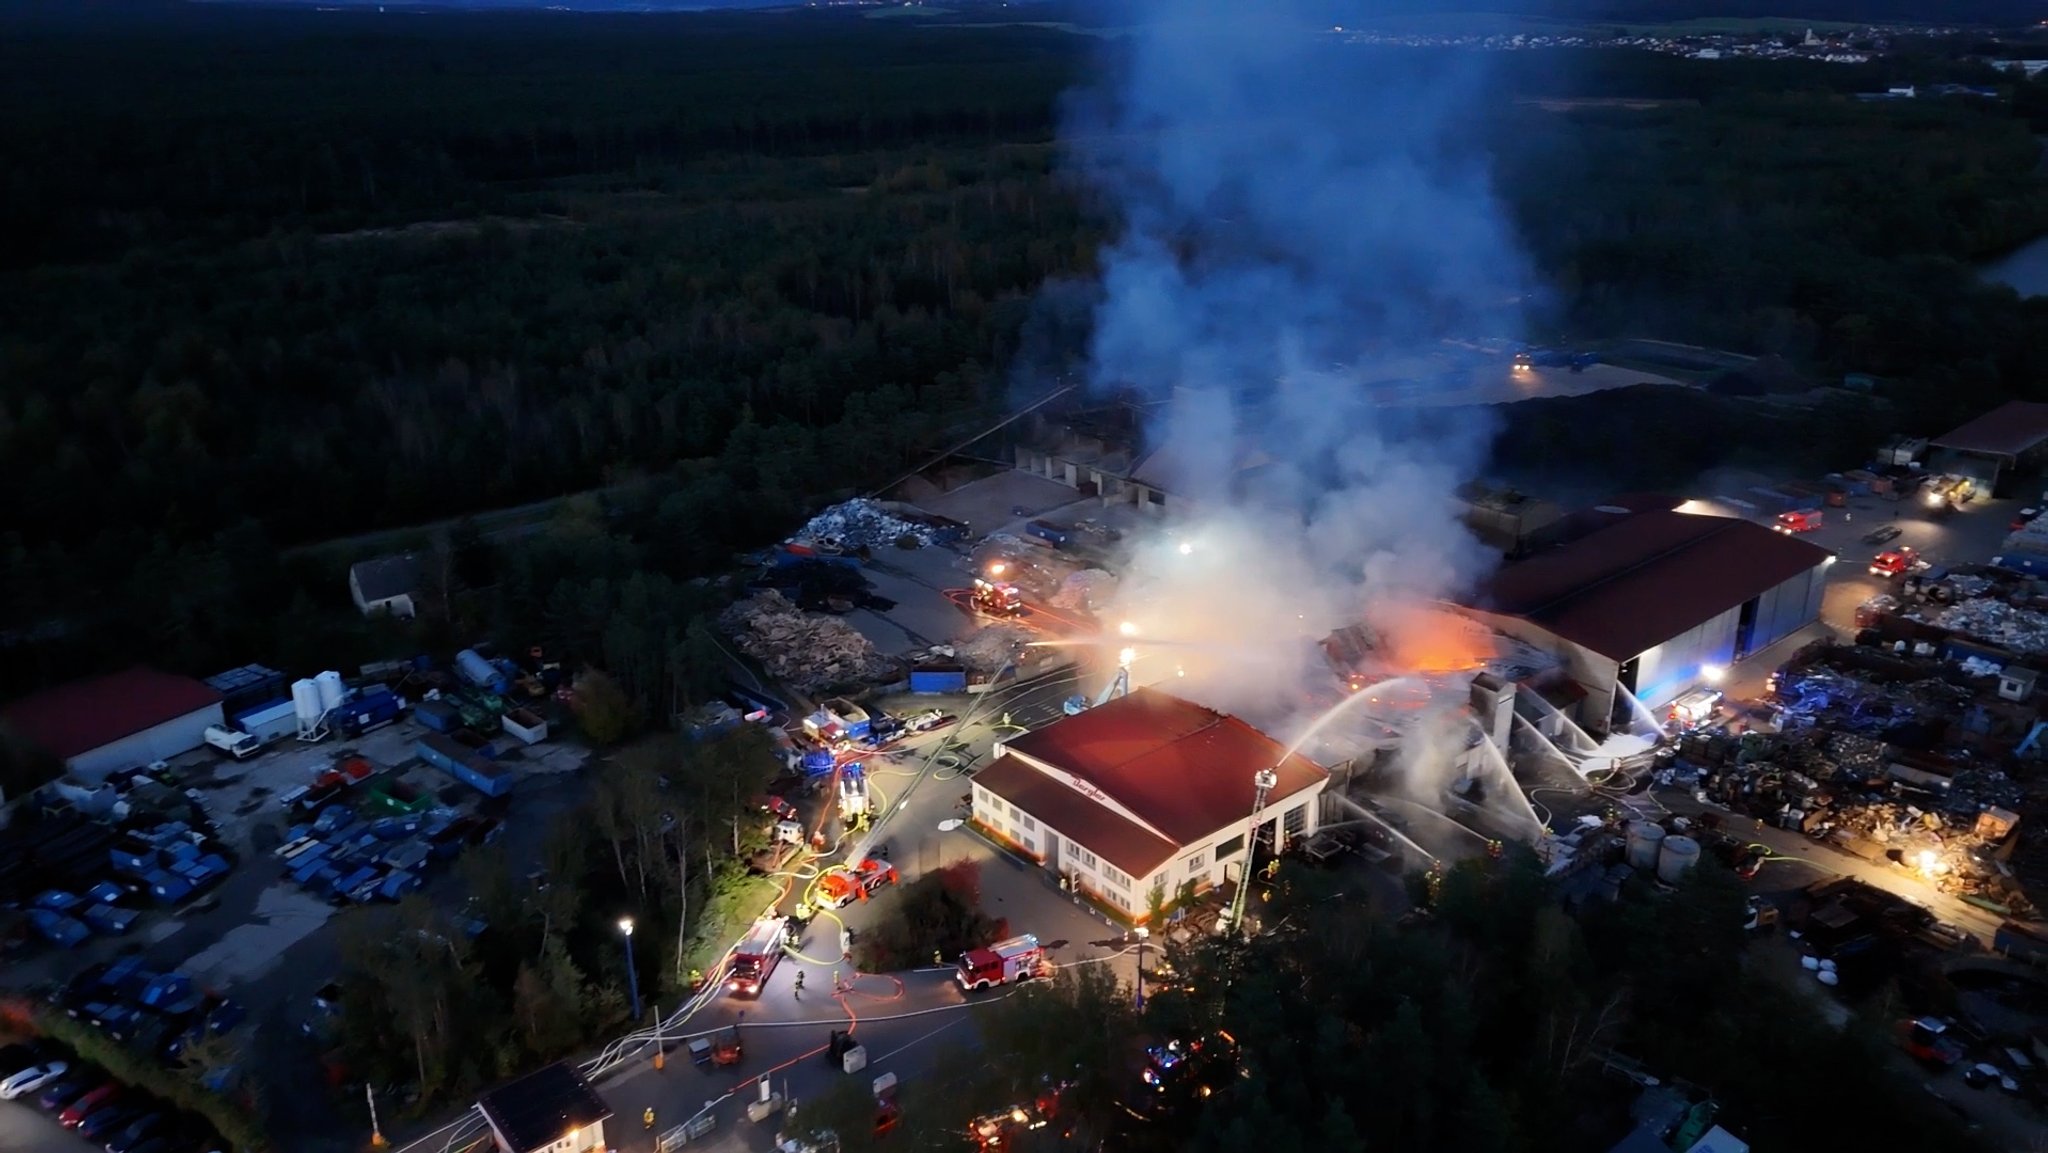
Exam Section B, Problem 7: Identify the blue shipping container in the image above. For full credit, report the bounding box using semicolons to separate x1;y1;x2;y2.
1993;552;2048;577
1025;520;1069;547
908;667;968;694
414;699;462;734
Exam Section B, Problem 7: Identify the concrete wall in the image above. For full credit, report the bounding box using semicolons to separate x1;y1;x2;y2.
68;703;226;780
1464;609;1620;729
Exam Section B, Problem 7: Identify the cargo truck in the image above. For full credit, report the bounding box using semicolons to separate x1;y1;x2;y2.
956;934;1050;991
203;726;261;761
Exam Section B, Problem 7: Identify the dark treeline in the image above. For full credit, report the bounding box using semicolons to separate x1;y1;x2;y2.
6;8;2048;692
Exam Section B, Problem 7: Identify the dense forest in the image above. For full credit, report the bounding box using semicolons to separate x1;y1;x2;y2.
6;6;2048;699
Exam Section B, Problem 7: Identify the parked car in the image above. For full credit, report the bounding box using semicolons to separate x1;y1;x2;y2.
107;1111;173;1153
80;1104;145;1141
37;1070;107;1110
61;1083;123;1126
0;1060;69;1100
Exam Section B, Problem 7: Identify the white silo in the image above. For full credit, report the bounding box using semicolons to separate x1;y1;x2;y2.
1625;821;1666;871
1657;835;1702;884
315;670;348;713
292;678;326;740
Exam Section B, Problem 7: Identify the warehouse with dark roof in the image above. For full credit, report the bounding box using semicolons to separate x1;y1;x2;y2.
1;667;225;781
1465;509;1834;731
971;688;1327;919
1928;400;2048;496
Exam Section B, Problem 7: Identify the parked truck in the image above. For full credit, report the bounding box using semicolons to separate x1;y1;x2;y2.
203;726;261;761
956;934;1050;991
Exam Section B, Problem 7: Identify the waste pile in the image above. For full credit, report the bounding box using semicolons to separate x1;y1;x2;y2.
794;499;951;552
969;535;1088;599
719;591;898;693
1927;596;2048;655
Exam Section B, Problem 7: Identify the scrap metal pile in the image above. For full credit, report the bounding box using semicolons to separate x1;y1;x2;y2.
1772;665;1972;736
1052;568;1117;612
952;623;1037;676
1681;653;2042;917
1926;596;2048;655
719;591;898;693
794;498;960;552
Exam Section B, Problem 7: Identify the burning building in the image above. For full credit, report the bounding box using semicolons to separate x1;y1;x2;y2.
1465;508;1834;734
969;688;1328;919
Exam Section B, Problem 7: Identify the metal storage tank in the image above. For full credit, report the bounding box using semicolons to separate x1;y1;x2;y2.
315;670;348;713
1625;821;1666;871
1657;834;1702;883
455;649;498;688
291;679;325;724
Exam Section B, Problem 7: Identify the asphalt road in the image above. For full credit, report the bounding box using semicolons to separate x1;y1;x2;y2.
0;1101;99;1153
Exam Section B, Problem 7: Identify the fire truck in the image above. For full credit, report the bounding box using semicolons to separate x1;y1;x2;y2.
970;577;1024;616
817;858;898;909
956;934;1050;991
1869;547;1917;578
838;764;870;827
1772;508;1823;534
726;915;789;998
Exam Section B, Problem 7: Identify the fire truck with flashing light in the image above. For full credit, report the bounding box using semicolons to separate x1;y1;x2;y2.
1773;508;1823;534
818;858;898;909
956;934;1051;991
1869;547;1917;578
726;915;789;998
971;577;1024;616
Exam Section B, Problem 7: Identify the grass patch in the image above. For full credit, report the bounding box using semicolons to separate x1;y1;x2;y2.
682;867;783;977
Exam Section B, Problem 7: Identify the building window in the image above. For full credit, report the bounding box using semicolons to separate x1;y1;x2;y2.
1102;865;1130;891
1076;847;1098;870
1007;803;1020;820
1284;803;1308;837
1185;851;1206;874
1214;834;1245;860
1021;813;1037;831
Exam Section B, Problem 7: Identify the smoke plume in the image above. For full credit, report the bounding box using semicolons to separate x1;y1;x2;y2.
1066;1;1540;730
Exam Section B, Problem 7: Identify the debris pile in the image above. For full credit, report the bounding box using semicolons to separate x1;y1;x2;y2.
795;499;944;552
954;623;1035;675
1774;666;1971;736
719;591;897;692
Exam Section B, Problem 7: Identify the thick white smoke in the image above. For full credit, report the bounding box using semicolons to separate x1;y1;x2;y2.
1063;1;1540;732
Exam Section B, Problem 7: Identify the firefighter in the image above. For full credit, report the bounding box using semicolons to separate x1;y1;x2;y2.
688;968;704;992
793;971;806;1001
644;1107;655;1131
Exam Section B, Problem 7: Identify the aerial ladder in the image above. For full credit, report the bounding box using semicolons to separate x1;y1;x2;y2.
1221;767;1279;939
1063;647;1133;716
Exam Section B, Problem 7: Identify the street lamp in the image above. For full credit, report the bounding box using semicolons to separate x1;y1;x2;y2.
1134;926;1150;1011
619;917;643;1022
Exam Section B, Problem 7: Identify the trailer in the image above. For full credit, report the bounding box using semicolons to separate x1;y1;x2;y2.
415;734;515;798
232;699;299;744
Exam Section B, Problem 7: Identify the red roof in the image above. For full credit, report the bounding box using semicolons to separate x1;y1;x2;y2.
1480;511;1832;661
1;667;223;760
980;689;1327;877
1931;401;2048;458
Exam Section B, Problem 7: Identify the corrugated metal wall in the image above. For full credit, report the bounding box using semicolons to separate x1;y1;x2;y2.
1750;563;1826;653
68;704;225;781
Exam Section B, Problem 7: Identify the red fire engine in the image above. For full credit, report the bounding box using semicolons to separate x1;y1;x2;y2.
817;858;899;909
726;915;788;998
956;934;1050;992
1868;547;1917;578
1773;508;1823;534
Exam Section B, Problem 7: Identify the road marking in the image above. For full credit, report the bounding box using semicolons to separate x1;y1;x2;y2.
871;1015;969;1064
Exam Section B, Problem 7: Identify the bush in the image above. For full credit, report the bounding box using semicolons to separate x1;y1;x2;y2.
854;858;1004;971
